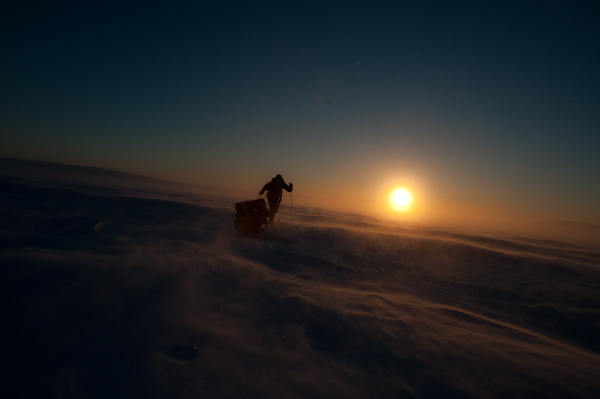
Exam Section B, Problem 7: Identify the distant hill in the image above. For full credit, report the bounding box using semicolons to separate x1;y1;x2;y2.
505;219;600;249
0;158;193;196
534;220;600;231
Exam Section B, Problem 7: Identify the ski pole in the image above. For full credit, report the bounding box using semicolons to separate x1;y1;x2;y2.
291;190;294;222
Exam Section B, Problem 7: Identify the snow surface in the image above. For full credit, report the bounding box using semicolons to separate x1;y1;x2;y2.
1;160;600;398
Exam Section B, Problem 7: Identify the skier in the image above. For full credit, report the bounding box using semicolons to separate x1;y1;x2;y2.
259;174;293;223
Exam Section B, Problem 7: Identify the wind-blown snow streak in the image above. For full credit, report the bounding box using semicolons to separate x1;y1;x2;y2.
1;166;599;398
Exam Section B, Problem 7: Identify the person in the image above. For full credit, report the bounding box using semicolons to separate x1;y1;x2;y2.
259;174;293;222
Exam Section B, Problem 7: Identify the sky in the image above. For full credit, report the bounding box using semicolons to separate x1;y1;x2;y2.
2;1;599;226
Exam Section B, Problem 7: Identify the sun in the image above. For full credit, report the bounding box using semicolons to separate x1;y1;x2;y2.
390;187;413;212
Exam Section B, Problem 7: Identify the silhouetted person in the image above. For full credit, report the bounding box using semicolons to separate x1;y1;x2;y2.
259;174;293;223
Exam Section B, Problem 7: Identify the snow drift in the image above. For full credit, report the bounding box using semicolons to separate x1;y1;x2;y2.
1;160;599;398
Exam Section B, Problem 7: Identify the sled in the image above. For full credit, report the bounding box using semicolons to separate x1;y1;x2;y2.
234;198;270;234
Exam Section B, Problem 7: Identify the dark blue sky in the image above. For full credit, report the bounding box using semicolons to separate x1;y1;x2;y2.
2;1;599;224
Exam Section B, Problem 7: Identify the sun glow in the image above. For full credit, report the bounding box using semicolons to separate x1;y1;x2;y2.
390;187;414;212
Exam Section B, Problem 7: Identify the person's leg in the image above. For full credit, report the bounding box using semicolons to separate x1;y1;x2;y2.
274;195;282;214
268;195;281;221
267;196;276;221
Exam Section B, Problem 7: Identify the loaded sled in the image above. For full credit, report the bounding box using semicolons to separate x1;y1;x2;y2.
234;198;270;234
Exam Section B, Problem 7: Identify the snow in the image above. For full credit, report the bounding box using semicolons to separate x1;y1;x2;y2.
2;160;600;398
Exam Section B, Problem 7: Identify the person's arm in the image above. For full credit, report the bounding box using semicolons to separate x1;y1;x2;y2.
259;182;269;195
284;182;293;192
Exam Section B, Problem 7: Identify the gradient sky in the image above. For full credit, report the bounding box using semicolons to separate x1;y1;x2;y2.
2;1;599;225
